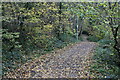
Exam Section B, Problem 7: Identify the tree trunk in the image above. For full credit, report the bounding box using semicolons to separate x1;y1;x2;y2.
78;18;84;36
108;2;120;54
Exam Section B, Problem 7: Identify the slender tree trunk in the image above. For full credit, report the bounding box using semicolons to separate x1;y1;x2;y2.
56;2;62;38
78;18;83;36
109;17;119;53
76;16;79;40
78;26;82;36
108;2;120;54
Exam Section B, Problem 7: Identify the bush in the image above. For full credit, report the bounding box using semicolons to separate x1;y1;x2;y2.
90;40;120;78
2;29;21;51
98;39;114;45
2;29;25;75
87;35;100;42
59;33;75;42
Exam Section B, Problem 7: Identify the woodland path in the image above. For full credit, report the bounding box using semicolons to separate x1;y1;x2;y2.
5;36;97;78
82;34;89;42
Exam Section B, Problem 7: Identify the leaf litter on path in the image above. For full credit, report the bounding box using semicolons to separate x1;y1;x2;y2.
4;42;97;78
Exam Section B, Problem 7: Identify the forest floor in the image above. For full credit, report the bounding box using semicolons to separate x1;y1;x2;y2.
4;35;98;78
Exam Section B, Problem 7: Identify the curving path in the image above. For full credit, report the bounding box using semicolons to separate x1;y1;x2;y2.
4;42;97;78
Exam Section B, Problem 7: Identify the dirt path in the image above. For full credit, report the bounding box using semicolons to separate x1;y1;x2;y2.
82;34;89;42
4;42;97;78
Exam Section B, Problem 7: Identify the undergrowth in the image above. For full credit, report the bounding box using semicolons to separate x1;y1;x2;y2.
90;39;120;78
87;35;100;42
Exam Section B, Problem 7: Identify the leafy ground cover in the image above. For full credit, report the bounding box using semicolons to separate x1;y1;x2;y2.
3;42;97;78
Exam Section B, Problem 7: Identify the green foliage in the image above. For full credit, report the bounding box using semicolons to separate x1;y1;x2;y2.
2;51;26;73
87;35;100;42
90;39;120;78
2;29;21;51
98;39;114;45
78;36;83;41
2;29;25;75
2;2;119;77
59;32;78;43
